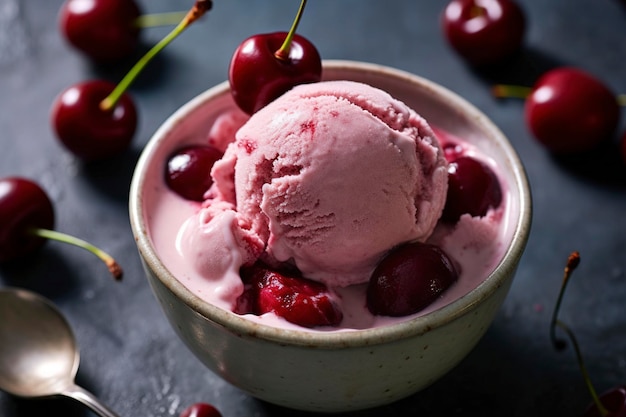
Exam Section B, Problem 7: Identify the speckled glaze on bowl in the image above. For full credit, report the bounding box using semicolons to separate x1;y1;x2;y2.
129;60;532;413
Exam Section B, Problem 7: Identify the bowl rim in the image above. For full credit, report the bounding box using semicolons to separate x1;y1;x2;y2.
129;59;532;348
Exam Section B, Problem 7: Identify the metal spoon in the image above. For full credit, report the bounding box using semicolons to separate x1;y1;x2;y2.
0;288;120;417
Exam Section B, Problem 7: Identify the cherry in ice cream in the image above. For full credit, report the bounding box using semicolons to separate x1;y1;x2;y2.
237;263;343;328
442;155;502;223
229;0;322;114
180;403;223;417
524;68;620;153
51;0;212;161
442;0;526;67
367;242;458;317
0;177;122;279
59;0;142;63
165;145;223;201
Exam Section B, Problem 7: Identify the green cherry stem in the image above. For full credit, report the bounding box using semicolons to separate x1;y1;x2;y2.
492;84;626;107
28;228;123;281
491;84;532;100
275;0;307;61
134;11;189;28
100;0;213;112
549;251;609;417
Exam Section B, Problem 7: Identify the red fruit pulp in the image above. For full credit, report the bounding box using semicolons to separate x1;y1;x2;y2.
525;67;620;153
0;177;54;262
59;0;142;63
238;263;343;328
51;80;137;161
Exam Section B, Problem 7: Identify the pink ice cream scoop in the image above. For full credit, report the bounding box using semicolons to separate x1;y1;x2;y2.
181;80;448;289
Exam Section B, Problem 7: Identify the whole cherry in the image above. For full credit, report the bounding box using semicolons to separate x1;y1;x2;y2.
165;145;223;201
0;177;54;262
229;0;321;114
0;177;121;279
51;0;212;162
237;262;343;328
441;155;503;223
442;0;526;67
524;67;620;153
180;403;223;417
366;242;458;317
51;80;137;161
59;0;142;63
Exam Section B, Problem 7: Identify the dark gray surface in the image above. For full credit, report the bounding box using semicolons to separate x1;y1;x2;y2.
1;1;625;416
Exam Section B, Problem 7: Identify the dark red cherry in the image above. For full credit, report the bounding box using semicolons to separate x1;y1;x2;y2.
180;403;223;417
0;177;54;263
584;386;626;417
442;0;526;67
229;31;321;115
367;242;458;317
165;145;223;201
59;0;142;63
442;156;502;223
525;67;620;153
237;263;343;328
51;80;137;161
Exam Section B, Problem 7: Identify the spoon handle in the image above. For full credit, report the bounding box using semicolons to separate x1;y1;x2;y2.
62;384;122;417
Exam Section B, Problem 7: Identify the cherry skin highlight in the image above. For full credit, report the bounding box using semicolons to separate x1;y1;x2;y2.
525;67;620;153
59;0;142;63
237;263;343;328
51;80;137;161
165;145;223;202
442;0;526;67
0;177;54;263
442;156;502;223
367;242;458;317
229;31;322;115
180;403;223;417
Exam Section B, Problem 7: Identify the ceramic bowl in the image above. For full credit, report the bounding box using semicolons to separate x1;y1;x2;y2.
129;60;532;413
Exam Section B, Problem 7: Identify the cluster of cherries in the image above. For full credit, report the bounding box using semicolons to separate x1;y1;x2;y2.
442;0;625;158
1;0;213;277
163;0;505;327
443;1;625;414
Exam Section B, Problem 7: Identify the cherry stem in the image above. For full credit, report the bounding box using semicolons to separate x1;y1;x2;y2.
549;251;609;417
28;228;123;281
100;0;212;112
554;320;609;417
491;84;533;99
134;11;189;28
275;0;307;61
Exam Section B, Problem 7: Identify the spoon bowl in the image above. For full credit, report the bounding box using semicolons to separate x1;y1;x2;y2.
0;288;120;417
